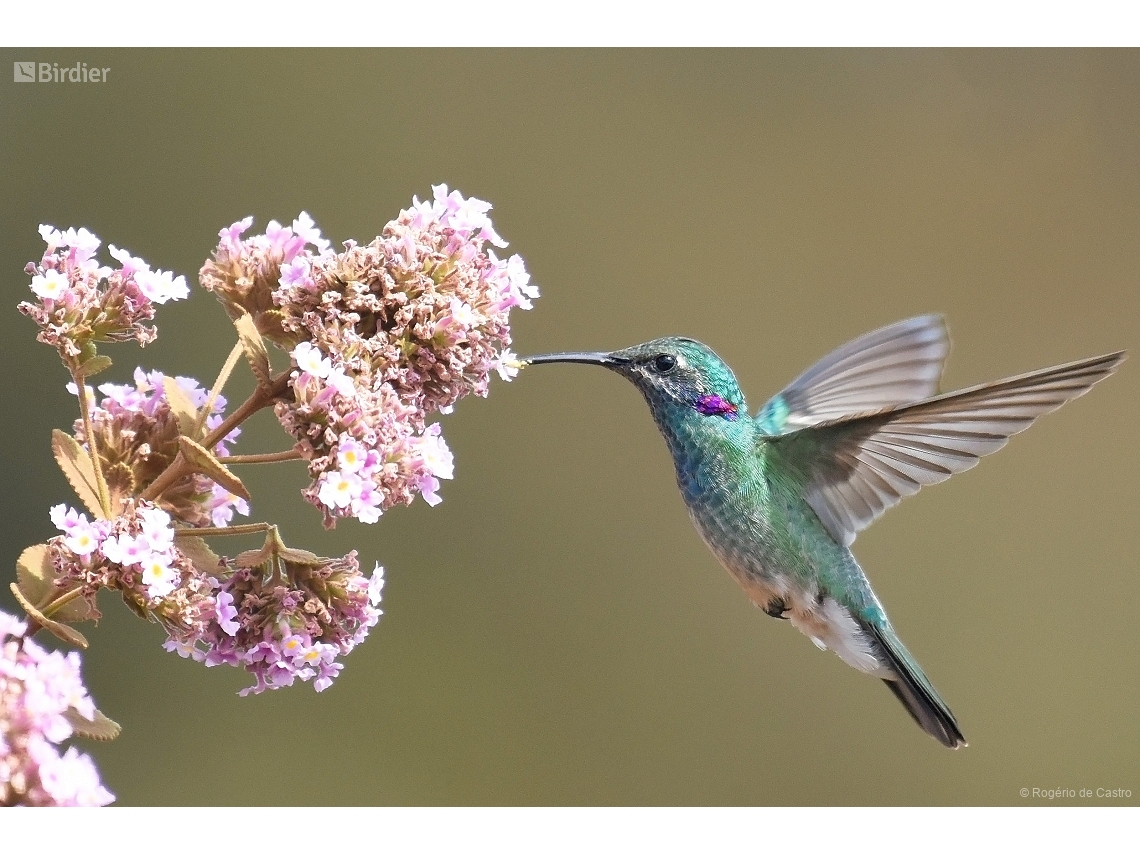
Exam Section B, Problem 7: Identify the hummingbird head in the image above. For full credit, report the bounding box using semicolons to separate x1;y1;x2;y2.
525;337;747;421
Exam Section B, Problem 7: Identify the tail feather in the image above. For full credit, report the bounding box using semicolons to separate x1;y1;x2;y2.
864;621;967;749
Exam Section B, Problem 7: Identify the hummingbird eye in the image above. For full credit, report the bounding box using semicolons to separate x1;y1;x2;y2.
652;353;678;374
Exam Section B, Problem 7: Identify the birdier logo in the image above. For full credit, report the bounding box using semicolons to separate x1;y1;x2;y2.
13;61;110;83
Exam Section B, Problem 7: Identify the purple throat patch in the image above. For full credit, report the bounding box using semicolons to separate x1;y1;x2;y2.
694;394;739;420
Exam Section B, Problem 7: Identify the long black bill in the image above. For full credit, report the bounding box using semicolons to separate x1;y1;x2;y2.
524;352;630;368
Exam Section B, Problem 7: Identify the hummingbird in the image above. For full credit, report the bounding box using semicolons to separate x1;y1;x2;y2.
524;316;1124;748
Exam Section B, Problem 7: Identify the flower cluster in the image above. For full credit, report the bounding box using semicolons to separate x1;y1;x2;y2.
164;552;384;696
19;225;188;358
47;501;383;696
283;357;455;524
48;501;214;632
72;368;248;528
202;186;537;527
198;211;330;337
6;188;536;807
0;611;114;806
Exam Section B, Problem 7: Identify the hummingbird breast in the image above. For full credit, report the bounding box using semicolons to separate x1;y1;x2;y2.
661;413;889;677
658;411;793;603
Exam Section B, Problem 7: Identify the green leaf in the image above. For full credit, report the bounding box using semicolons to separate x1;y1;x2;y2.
162;375;200;438
121;590;152;622
15;543;94;622
63;707;122;742
234;543;274;569
234;312;273;391
278;546;323;566
9;583;89;649
51;430;105;519
177;535;224;577
16;543;54;606
78;354;113;378
178;436;251;501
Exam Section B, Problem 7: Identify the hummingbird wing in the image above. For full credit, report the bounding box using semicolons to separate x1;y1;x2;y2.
755;315;950;435
769;351;1125;546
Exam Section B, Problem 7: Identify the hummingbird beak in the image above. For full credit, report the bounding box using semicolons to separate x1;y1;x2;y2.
523;351;631;369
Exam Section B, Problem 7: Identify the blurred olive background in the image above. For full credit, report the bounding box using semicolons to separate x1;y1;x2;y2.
1;49;1137;806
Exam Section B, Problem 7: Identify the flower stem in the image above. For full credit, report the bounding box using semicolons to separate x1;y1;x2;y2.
174;522;271;538
194;340;245;437
40;586;85;619
201;370;292;449
223;450;302;465
140;371;292;503
70;362;112;518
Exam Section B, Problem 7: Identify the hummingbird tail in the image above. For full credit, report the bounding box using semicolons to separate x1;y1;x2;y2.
864;621;967;749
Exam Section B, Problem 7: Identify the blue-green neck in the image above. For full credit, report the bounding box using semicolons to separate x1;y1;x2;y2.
647;398;760;506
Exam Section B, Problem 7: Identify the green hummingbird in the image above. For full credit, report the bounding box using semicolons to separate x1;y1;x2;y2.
524;316;1124;748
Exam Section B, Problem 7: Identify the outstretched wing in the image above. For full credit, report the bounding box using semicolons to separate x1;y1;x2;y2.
755;315;950;436
770;351;1126;546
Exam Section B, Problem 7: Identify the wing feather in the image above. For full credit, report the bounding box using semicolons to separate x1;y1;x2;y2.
772;351;1126;546
756;315;950;435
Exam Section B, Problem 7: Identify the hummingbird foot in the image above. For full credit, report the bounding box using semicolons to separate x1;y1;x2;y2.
763;597;790;620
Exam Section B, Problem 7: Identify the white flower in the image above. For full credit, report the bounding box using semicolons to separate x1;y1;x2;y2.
63;520;103;557
136;269;189;304
31;269;70;300
39;223;63;249
417;425;454;480
367;564;385;607
292;341;331;378
318;470;362;509
292;211;330;254
325;364;355;396
140;554;178;599
494;349;522;381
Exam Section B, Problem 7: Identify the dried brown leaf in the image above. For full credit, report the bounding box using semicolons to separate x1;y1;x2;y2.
51;430;105;519
234;312;273;391
177;436;251;501
177;535;224;577
63;707;122;742
162;375;200;438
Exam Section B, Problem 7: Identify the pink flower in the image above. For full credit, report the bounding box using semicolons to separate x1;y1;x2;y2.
279;256;314;289
136;268;190;304
418;474;442;507
99;533;148;565
239;189;537;526
49;499;215;638
0;610;114;806
214;590;240;636
49;504;84;535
